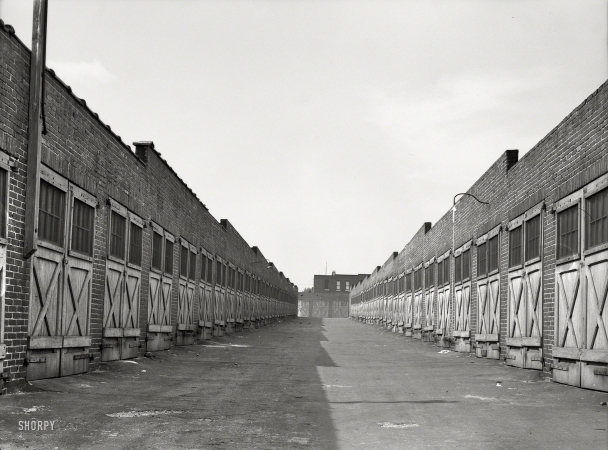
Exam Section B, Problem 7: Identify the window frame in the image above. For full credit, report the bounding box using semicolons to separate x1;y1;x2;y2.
424;258;435;288
507;218;524;271
583;174;608;257
454;251;462;285
163;231;175;277
38;166;69;253
107;199;128;263
126;213;144;269
555;195;582;265
462;246;471;282
150;222;165;274
487;228;500;276
68;184;97;261
188;243;197;282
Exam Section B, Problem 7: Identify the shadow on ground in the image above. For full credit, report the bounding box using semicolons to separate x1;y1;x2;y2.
0;318;338;450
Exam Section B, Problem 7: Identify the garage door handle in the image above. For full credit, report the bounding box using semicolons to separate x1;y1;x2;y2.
593;368;608;376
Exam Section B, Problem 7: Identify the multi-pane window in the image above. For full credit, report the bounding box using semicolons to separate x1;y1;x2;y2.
406;273;412;292
425;264;433;287
437;260;444;286
586;188;608;250
180;245;188;278
557;206;579;259
109;211;126;260
488;235;499;273
509;226;523;268
345;281;350;291
189;249;197;281
0;168;7;239
128;222;143;266
152;231;163;271
39;180;66;246
454;254;462;283
207;256;213;283
216;260;222;285
477;242;487;277
71;199;94;256
414;269;422;291
200;254;207;282
443;257;450;285
336;281;341;291
164;239;174;275
324;279;329;290
525;215;541;261
462;249;471;280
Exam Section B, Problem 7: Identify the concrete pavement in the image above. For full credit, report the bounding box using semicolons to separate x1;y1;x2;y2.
0;318;607;449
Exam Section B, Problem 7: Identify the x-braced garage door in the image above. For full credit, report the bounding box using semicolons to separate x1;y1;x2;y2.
454;243;472;352
103;200;143;361
436;251;450;347
177;239;196;345
506;203;543;370
413;265;423;339
333;300;349;318
312;299;329;317
226;263;236;333
147;224;174;351
423;260;435;341
475;227;501;359
298;299;310;317
404;271;413;336
198;250;214;340
235;269;244;330
0;155;11;384
27;167;96;381
554;174;608;391
214;257;226;336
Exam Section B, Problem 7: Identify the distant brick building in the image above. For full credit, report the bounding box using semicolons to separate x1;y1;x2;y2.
299;272;368;318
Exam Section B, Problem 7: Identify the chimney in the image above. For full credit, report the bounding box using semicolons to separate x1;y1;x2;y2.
332;270;336;276
133;141;154;165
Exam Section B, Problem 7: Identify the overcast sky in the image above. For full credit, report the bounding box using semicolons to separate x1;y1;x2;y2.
1;0;606;289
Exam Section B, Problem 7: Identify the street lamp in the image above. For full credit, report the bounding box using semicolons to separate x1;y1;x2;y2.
452;192;490;256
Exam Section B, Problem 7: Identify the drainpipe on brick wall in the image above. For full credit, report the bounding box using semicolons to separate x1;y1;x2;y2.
23;0;49;259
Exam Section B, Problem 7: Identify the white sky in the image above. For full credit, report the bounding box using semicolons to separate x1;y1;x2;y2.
1;0;606;290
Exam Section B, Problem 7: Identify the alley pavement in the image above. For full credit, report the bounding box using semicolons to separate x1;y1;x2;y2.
0;318;607;449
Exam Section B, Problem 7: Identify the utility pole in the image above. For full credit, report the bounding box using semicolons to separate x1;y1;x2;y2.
23;0;48;259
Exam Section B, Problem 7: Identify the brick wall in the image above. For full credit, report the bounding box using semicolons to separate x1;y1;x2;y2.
350;78;608;373
0;22;298;388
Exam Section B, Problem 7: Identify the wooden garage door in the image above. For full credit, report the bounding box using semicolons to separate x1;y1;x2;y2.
312;299;329;317
103;201;143;361
298;299;310;317
177;241;196;335
506;204;543;369
332;300;349;318
28;167;96;380
554;176;608;391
